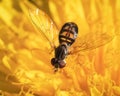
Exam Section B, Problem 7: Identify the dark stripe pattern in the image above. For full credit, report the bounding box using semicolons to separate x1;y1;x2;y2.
59;22;78;46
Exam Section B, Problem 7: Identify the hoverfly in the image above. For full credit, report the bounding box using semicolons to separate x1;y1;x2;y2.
51;22;78;70
29;8;114;72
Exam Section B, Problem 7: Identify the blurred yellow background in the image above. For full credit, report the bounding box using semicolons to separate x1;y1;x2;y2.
0;0;120;96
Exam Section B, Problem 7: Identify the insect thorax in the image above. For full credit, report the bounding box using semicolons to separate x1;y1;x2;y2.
55;44;68;60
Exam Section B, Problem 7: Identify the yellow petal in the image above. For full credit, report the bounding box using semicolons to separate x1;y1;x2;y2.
90;87;102;96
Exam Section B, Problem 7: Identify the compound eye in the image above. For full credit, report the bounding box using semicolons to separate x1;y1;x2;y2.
51;58;57;66
59;60;66;68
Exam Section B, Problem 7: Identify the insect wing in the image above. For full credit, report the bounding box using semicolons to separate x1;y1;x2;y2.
29;8;59;49
71;31;115;54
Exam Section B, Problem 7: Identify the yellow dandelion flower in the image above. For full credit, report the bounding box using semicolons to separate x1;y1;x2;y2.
0;0;120;96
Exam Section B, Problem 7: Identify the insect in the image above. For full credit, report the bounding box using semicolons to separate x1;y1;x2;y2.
29;8;114;72
51;22;78;71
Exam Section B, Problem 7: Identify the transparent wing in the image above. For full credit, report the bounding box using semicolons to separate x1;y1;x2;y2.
71;31;115;54
29;7;59;49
